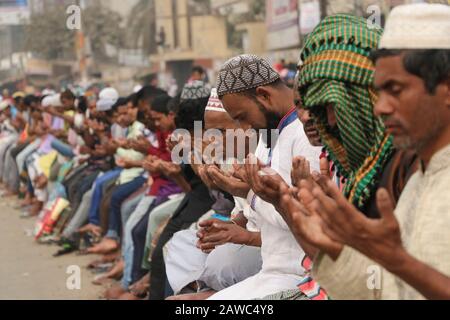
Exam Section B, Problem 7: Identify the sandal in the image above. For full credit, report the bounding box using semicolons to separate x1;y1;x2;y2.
53;243;77;257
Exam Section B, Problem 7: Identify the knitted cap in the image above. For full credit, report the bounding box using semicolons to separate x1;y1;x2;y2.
180;81;211;102
216;54;280;97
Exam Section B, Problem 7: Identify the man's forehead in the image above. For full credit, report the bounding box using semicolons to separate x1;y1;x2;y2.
221;94;250;111
374;55;407;84
151;110;163;117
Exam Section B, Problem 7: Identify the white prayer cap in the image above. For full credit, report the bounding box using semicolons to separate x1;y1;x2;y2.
97;87;119;112
379;3;450;50
52;94;63;107
133;85;143;93
0;100;10;111
42;94;62;108
42;89;56;96
41;95;53;108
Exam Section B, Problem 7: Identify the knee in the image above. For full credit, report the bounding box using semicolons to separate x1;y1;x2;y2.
202;245;248;288
205;248;238;278
112;194;129;212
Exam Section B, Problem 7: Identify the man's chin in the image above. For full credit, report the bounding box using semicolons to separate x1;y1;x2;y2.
392;136;414;150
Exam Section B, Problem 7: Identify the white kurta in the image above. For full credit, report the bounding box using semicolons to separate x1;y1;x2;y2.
209;117;323;300
165;197;253;294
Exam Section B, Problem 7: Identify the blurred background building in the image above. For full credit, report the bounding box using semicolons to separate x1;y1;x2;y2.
0;0;449;94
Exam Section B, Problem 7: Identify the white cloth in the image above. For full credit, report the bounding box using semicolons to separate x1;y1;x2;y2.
209;119;322;300
165;195;257;294
379;3;450;49
165;229;263;295
165;229;208;294
116;121;146;185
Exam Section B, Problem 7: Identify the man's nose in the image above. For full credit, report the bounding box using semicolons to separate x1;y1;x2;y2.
300;112;310;124
374;94;394;117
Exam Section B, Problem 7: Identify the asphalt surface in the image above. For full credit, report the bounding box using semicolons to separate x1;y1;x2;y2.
0;197;104;300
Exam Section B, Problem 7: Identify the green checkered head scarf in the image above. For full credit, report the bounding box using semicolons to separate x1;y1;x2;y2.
298;15;394;211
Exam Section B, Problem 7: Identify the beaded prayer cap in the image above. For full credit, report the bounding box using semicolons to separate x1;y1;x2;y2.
180;80;211;102
216;54;280;97
205;88;226;113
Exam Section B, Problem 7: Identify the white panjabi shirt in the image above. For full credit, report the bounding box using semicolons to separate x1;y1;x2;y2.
210;112;323;300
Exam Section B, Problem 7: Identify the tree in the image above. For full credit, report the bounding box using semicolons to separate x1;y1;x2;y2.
25;6;75;60
82;4;124;60
223;0;266;50
125;0;157;54
25;3;124;61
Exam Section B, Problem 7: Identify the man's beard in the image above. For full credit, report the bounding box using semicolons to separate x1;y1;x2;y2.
304;119;322;146
261;108;282;149
251;98;283;149
392;136;414;150
327;123;342;141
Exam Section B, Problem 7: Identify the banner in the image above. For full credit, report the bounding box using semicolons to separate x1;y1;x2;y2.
299;0;321;35
0;0;29;25
266;0;300;50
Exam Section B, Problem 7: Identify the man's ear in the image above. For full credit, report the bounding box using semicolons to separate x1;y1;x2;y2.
255;86;274;110
255;86;271;101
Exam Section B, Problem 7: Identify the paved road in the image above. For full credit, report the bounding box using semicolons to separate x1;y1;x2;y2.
0;198;104;300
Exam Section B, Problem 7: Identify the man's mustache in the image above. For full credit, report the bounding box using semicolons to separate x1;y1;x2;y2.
382;116;403;128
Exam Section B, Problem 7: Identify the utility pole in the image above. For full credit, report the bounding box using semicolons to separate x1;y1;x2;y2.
172;0;179;49
75;0;88;86
319;0;328;19
187;0;192;49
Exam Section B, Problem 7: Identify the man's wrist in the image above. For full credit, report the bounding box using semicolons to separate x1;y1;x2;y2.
380;246;411;274
327;243;344;261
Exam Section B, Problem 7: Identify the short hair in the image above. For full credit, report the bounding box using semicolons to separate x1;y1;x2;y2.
127;93;138;107
14;96;24;105
24;95;39;107
175;98;207;131
237;78;285;99
111;97;129;112
152;94;172;115
167;94;181;114
77;96;88;113
136;85;167;103
192;65;205;75
61;89;76;101
370;49;450;94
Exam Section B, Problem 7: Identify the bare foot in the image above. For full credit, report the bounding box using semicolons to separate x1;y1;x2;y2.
28;202;43;216
166;291;216;300
104;259;124;279
86;238;119;254
91;274;114;286
102;250;121;261
129;273;150;298
3;189;18;198
20;195;33;207
86;251;120;269
34;175;48;189
78;223;102;237
104;284;128;300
